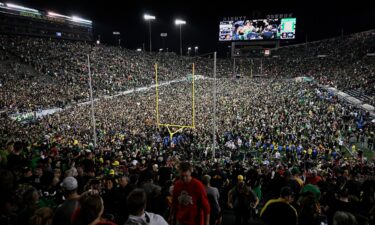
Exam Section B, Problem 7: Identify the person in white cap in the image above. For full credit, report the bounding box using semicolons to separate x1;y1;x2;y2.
52;176;80;225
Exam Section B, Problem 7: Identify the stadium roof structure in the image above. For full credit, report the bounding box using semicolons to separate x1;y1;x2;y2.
0;2;92;27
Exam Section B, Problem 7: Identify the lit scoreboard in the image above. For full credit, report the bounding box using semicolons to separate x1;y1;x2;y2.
219;15;296;41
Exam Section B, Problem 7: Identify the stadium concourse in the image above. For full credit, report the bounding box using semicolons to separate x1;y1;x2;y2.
0;30;375;225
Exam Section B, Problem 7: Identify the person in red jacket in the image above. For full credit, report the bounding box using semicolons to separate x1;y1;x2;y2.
169;161;210;225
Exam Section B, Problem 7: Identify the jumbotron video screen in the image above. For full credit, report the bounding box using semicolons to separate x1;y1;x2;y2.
219;17;296;41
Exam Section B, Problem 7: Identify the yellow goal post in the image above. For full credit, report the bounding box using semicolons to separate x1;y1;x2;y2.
155;63;196;140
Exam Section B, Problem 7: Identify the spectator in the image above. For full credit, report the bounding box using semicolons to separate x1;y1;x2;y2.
17;187;41;225
170;161;210;225
124;188;168;225
202;174;222;225
228;174;258;225
333;211;358;225
117;176;135;224
260;186;298;225
30;207;54;225
53;176;80;225
72;191;116;225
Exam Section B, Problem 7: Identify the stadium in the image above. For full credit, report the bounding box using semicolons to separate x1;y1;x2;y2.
0;1;374;225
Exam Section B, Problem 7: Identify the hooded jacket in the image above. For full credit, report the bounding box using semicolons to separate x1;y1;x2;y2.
124;212;168;225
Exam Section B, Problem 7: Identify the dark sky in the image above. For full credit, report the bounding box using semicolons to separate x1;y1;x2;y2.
11;0;375;56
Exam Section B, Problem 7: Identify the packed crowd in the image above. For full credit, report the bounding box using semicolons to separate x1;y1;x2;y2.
0;29;375;225
261;30;375;97
1;77;375;225
0;35;232;113
1;30;374;113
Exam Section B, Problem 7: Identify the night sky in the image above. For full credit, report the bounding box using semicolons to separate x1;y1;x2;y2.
10;0;375;56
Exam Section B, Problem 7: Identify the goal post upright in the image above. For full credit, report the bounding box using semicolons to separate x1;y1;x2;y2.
155;63;160;125
192;63;195;128
154;62;196;139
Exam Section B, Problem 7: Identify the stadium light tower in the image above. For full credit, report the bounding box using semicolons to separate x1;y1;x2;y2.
187;47;191;56
144;14;156;52
175;19;186;56
113;31;121;46
194;46;198;56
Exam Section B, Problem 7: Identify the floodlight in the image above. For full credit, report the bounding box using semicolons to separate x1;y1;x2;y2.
48;11;70;19
144;14;155;20
72;16;92;24
6;3;38;12
175;19;186;25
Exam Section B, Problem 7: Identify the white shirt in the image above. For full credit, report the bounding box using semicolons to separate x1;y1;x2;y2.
125;212;168;225
275;151;281;159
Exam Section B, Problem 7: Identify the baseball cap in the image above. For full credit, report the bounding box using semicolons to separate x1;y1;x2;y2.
237;175;244;181
23;166;32;173
112;161;120;166
131;160;138;166
109;169;115;175
291;167;300;175
61;176;78;191
301;184;321;200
